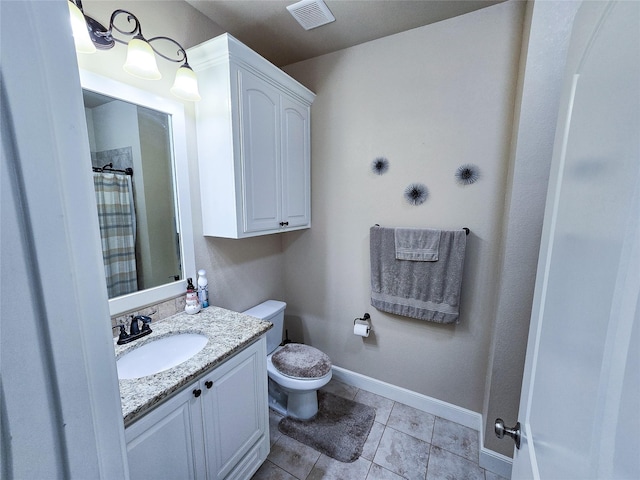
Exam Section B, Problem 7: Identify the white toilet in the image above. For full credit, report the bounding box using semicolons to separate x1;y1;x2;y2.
243;300;332;419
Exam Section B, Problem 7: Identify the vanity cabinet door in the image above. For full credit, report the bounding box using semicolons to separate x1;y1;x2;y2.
200;338;269;480
125;385;206;480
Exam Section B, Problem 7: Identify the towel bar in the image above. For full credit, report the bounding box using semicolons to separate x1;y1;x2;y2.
373;224;470;235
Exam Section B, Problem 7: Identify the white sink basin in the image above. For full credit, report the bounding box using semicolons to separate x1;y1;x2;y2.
117;333;208;379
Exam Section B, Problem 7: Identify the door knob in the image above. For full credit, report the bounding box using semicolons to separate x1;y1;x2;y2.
495;418;521;449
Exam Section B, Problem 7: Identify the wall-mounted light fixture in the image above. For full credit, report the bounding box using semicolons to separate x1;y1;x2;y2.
68;0;201;101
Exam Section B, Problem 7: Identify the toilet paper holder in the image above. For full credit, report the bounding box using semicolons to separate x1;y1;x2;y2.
354;313;371;335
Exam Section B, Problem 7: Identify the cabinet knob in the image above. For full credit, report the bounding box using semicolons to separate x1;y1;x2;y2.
193;389;202;398
279;221;289;227
205;380;213;389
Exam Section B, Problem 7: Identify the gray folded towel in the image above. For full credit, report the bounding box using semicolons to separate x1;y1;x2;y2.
370;226;467;324
395;228;441;261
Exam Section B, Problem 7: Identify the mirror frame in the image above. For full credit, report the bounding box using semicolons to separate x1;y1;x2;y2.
80;70;195;316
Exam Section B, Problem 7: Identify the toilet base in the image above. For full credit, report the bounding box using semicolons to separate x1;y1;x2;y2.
287;390;319;420
268;378;320;420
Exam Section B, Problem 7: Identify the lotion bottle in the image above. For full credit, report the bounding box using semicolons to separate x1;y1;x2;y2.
197;269;209;308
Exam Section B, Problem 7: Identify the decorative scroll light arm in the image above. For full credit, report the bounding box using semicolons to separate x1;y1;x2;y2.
93;9;190;65
68;1;200;100
146;36;189;65
108;9;143;41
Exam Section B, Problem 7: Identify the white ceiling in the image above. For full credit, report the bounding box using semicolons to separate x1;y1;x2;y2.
186;0;506;67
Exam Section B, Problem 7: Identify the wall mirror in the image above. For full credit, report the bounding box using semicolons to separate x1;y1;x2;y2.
80;70;195;316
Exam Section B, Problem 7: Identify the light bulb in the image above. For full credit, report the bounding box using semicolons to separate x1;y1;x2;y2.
68;0;96;54
170;64;201;102
123;36;161;80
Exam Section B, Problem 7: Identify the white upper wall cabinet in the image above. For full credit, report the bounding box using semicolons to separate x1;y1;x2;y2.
189;34;315;238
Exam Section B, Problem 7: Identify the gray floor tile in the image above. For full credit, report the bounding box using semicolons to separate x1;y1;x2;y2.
259;383;494;480
252;460;298;480
268;434;321;480
321;379;359;400
426;446;484;480
307;454;372;480
354;390;395;425
387;402;436;443
373;427;430;480
431;417;479;463
367;463;407;480
361;421;385;461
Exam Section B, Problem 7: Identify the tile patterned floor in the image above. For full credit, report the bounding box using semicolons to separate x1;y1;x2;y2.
252;380;510;480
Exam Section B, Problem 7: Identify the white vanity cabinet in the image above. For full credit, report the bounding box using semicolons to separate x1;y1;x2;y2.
125;337;269;480
188;34;315;238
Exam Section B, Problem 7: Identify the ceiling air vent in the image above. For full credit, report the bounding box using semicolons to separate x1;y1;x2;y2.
287;0;336;31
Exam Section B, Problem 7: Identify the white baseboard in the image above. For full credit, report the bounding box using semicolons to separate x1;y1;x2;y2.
331;365;513;479
479;445;513;479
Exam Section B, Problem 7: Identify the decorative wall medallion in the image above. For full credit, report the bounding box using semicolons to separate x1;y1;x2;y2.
455;163;480;185
404;183;428;206
371;157;390;175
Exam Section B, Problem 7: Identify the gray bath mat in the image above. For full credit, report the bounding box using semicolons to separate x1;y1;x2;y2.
278;391;376;463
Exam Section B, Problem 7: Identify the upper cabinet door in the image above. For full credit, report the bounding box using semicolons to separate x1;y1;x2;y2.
281;96;311;229
239;69;282;234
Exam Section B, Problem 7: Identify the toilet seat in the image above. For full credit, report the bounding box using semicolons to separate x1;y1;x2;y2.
267;345;332;391
271;343;331;380
267;356;332;391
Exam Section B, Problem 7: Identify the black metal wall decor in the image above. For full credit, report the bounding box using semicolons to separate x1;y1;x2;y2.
404;183;429;206
455;163;480;186
371;157;390;175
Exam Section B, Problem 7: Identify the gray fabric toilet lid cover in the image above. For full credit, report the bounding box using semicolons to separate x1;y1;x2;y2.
271;343;332;379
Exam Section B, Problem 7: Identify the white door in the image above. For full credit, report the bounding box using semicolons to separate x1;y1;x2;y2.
510;1;639;478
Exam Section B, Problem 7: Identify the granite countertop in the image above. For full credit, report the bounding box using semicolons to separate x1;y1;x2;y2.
115;306;272;425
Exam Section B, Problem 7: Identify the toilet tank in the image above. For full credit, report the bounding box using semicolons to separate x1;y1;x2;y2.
242;300;287;355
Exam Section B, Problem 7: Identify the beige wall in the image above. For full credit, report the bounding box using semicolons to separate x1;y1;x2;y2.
282;1;526;415
77;0;286;313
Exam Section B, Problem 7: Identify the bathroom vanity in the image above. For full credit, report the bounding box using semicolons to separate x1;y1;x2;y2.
116;307;272;479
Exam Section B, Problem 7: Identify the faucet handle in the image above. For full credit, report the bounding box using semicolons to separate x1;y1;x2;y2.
138;315;152;332
112;324;129;344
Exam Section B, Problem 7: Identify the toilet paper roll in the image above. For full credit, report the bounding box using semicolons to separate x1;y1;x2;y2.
354;323;370;337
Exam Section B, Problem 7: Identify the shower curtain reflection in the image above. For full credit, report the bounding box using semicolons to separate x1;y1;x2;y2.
93;171;138;297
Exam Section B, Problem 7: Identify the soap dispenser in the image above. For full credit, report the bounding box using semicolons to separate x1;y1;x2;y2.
184;277;201;314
